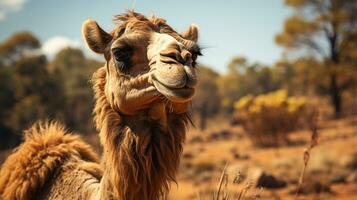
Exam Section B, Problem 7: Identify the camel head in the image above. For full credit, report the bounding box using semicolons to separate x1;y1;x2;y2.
82;11;201;116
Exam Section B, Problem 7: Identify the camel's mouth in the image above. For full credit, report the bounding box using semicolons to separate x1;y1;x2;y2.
151;75;195;103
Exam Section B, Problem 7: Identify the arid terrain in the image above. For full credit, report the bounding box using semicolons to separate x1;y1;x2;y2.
169;115;357;200
1;115;356;200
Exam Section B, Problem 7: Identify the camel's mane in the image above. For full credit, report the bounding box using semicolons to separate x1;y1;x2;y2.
92;67;189;199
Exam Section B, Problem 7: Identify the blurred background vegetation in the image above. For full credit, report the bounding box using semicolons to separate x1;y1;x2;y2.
0;32;103;148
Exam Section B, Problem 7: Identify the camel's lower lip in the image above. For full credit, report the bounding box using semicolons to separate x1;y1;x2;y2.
152;78;195;103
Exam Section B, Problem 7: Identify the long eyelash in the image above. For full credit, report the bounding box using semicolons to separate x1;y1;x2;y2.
195;44;211;56
191;45;203;56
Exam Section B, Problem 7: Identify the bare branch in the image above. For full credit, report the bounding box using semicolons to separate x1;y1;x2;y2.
301;37;328;58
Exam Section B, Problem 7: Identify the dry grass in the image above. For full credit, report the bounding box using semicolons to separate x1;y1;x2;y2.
294;110;320;200
195;162;262;200
170;113;357;200
200;110;320;200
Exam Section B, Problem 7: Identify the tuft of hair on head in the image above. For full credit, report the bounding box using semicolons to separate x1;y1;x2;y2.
113;10;149;23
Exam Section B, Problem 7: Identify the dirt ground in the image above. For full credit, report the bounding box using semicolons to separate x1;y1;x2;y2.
0;115;356;200
170;115;357;200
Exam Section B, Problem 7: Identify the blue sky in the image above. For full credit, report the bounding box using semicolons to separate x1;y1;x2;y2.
0;0;291;73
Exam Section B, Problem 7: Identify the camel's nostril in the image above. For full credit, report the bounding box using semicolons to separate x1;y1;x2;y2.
160;49;193;66
159;49;181;64
184;65;197;88
181;50;191;64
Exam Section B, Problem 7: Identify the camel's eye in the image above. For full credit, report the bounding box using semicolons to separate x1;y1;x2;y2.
112;47;132;62
112;46;133;71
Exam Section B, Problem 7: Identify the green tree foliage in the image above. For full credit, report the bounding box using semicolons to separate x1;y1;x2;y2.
49;48;102;133
0;63;19;148
273;58;324;95
217;56;280;112
8;55;63;133
276;0;357;117
0;32;61;148
0;32;103;149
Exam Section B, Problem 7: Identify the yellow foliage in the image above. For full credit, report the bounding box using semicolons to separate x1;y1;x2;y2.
235;89;306;114
287;97;306;113
233;95;253;110
234;90;308;147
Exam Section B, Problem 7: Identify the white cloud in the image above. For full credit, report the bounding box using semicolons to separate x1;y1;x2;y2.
42;36;81;59
0;0;26;11
42;36;105;62
0;0;27;20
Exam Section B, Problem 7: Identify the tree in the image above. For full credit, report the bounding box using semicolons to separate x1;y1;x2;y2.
192;66;221;130
217;56;280;113
276;0;357;117
49;48;102;133
0;32;64;149
273;58;324;95
217;56;247;112
0;32;103;149
4;54;64;137
0;64;19;148
0;32;41;65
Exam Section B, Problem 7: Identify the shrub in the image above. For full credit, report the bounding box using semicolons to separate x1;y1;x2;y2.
234;90;308;147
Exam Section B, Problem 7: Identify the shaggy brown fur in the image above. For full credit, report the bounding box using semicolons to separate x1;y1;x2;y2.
93;67;189;200
0;122;99;200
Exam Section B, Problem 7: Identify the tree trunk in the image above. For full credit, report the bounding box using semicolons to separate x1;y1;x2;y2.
199;102;207;130
329;31;342;118
330;73;342;118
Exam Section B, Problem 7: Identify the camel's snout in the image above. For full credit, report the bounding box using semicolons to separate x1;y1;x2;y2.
153;48;197;89
147;32;197;102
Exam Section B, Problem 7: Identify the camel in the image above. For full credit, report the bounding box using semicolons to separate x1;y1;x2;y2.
0;11;201;200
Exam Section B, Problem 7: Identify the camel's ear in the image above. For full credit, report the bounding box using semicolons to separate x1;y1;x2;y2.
82;19;112;54
181;24;199;42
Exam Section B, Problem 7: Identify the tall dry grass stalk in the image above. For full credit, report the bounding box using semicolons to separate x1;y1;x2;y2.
216;163;229;200
196;162;260;200
294;109;319;200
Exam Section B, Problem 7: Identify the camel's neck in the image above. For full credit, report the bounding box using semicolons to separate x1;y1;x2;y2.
92;68;188;200
99;114;187;200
